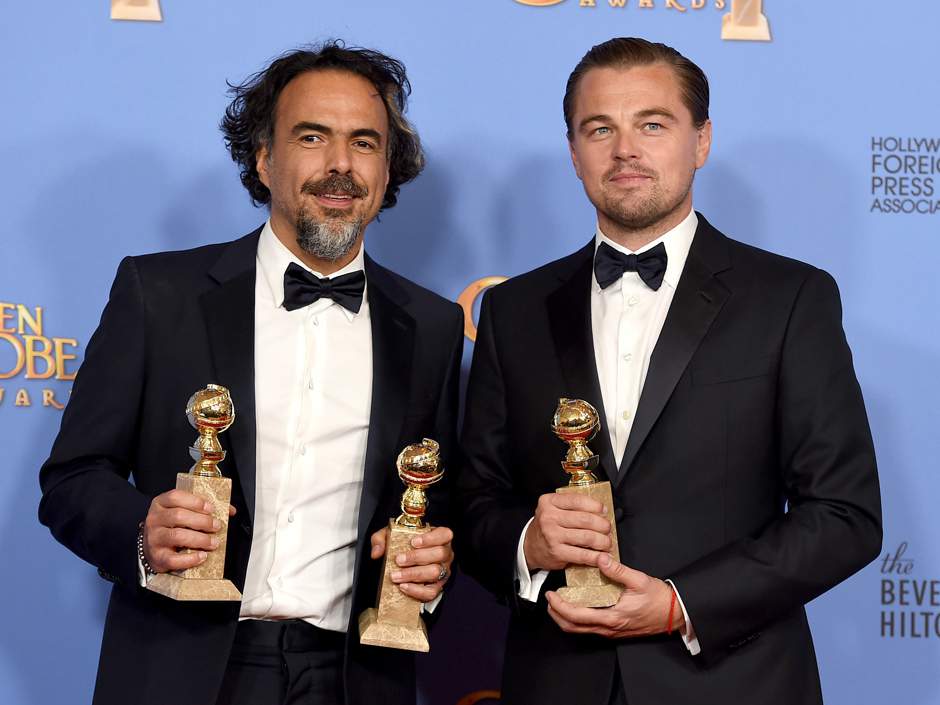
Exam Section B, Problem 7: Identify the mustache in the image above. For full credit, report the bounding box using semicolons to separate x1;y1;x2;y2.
301;174;368;199
605;163;656;180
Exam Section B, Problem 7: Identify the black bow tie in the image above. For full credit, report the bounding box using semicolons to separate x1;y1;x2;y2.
282;262;365;314
593;241;668;292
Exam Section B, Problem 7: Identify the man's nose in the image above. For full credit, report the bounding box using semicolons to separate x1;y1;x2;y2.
326;140;353;174
613;130;642;161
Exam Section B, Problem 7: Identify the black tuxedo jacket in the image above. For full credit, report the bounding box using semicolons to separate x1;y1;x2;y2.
38;228;464;705
457;214;882;705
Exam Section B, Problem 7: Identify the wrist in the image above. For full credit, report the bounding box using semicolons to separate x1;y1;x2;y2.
137;522;157;576
522;521;535;573
664;581;684;634
522;524;540;572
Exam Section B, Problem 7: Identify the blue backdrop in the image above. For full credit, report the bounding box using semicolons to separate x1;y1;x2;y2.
2;2;938;703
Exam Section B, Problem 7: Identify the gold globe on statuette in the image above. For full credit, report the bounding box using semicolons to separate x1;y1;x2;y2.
553;398;623;607
147;385;242;601
359;439;444;652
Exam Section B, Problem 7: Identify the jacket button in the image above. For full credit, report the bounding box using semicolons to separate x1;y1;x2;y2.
614;508;624;521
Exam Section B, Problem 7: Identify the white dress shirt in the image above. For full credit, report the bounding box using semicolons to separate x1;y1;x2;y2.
238;221;373;631
516;209;701;654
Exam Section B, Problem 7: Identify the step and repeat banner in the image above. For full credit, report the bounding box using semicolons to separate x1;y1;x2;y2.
2;2;938;703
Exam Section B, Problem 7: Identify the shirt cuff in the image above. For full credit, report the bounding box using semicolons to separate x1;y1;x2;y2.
665;579;700;656
137;553;153;588
421;592;443;614
516;517;549;602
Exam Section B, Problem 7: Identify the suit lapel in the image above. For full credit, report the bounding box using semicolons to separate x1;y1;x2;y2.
615;216;732;485
546;241;617;481
355;256;415;566
201;230;260;521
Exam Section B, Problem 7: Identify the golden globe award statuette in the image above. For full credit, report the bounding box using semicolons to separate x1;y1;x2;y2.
147;385;242;601
721;0;772;42
359;439;444;652
553;399;623;607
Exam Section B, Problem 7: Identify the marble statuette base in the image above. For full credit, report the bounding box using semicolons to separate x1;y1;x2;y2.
556;480;623;608
148;573;242;601
359;520;430;652
146;472;242;602
358;609;429;653
721;11;771;42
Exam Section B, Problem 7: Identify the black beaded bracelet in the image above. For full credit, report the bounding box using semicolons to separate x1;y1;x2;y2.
137;522;156;576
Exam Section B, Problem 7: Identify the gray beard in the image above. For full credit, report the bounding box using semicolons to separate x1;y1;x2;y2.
295;213;363;262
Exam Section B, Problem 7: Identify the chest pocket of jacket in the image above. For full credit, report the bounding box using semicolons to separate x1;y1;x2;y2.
691;354;778;386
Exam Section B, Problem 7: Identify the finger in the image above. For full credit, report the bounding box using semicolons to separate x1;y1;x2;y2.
550;493;606;515
151;526;221;552
229;504;237;517
545;591;614;628
370;528;388;559
398;582;442;603
155;489;214;514
549;545;607;569
597;554;650;590
410;526;453;549
556;510;612;535
558;527;612;552
390;564;445;585
152;506;221;533
546;602;594;634
395;545;451;568
153;548;208;573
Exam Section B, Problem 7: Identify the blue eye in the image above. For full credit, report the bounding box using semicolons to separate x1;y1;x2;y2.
645;123;663;132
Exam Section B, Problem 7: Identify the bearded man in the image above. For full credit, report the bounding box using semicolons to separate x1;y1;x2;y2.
457;37;881;705
39;42;463;705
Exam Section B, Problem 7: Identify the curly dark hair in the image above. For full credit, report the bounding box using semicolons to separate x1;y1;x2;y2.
221;40;425;210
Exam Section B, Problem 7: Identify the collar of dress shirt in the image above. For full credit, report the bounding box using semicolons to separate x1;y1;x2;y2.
592;208;698;293
256;219;367;321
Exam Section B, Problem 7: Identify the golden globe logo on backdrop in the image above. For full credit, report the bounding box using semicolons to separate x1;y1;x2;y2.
458;277;508;342
0;301;79;410
111;0;162;22
514;0;772;42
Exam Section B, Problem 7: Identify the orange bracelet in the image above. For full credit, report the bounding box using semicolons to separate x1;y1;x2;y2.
666;589;677;635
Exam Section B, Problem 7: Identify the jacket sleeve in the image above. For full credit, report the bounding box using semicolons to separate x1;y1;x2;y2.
38;256;152;587
670;268;883;659
456;290;536;608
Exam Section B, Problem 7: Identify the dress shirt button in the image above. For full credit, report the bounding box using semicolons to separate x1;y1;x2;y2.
299;444;307;456
621;410;631;421
287;511;295;524
311;316;319;327
627;296;639;307
307;378;315;391
623;353;633;362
